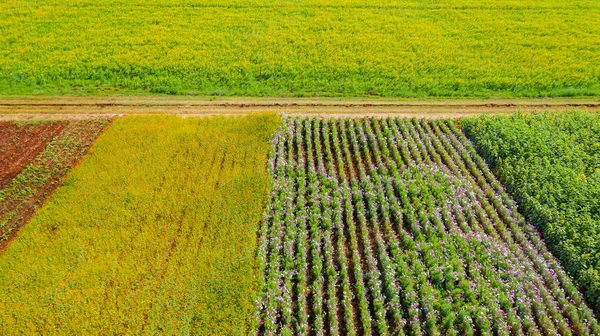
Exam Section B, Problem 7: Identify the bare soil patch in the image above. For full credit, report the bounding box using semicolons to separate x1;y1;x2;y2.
0;121;69;187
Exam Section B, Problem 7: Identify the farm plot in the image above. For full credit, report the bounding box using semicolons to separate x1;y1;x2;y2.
462;112;600;315
1;0;599;97
0;119;110;248
256;117;599;335
0;114;279;334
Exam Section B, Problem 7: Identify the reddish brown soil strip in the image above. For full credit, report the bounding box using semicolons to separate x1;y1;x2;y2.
0;119;112;253
0;121;69;188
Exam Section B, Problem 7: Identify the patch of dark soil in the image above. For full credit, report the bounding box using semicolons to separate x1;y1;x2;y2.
0;119;111;253
0;121;69;188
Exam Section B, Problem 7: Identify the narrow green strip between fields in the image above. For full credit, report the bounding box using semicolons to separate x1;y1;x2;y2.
0;114;280;334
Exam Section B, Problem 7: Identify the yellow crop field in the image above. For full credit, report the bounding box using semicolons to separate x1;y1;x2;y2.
1;0;599;97
0;114;280;334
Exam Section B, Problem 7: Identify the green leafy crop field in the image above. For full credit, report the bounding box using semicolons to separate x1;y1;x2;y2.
1;0;599;97
463;112;600;316
0;114;280;334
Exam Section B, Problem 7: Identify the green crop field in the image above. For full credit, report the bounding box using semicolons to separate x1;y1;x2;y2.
0;114;280;334
463;111;600;316
1;0;599;97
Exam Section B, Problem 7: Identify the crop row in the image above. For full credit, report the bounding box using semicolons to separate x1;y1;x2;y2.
256;117;599;335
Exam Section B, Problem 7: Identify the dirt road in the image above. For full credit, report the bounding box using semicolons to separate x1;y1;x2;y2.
0;96;598;120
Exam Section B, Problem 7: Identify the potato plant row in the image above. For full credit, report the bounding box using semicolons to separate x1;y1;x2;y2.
256;117;599;335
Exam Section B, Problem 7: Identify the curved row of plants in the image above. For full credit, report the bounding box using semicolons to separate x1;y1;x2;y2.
256;116;599;335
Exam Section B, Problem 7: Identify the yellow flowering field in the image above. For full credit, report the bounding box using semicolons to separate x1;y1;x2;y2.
0;114;280;334
0;0;599;97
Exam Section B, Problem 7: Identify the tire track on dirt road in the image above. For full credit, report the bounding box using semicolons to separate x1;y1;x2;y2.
0;98;598;120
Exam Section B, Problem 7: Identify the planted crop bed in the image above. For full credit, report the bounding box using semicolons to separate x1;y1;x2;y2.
0;119;110;248
462;112;600;315
1;1;599;97
0;115;280;334
256;117;599;335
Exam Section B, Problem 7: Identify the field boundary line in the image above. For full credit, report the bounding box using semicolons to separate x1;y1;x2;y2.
0;98;598;119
